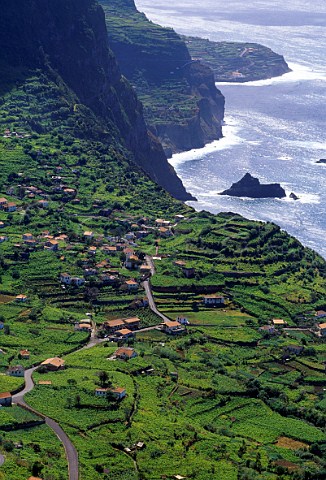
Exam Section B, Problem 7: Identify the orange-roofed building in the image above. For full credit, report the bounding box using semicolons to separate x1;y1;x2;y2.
115;347;137;360
116;328;134;339
19;349;30;359
41;357;65;371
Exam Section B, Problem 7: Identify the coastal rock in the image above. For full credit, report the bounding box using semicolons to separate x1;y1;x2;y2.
219;173;286;198
289;192;299;201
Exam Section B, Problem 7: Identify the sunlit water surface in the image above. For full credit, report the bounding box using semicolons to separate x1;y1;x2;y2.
135;0;326;257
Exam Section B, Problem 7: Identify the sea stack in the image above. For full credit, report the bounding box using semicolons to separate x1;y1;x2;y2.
219;173;286;198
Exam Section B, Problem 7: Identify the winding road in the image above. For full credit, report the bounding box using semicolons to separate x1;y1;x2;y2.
5;256;164;480
12;368;79;480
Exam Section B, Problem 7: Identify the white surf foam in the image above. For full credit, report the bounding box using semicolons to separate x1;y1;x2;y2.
216;62;326;87
169;117;243;168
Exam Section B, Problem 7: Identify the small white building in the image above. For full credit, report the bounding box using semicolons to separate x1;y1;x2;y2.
203;295;225;306
7;365;25;377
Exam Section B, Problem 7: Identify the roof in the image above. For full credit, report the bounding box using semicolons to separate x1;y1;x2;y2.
109;387;126;394
84;231;93;235
115;347;136;358
28;477;43;480
165;320;182;328
272;318;285;325
106;319;125;328
41;357;65;367
319;323;326;329
38;381;52;385
0;392;11;399
20;349;30;355
126;280;138;285
204;295;224;299
78;323;92;329
116;328;133;336
124;317;140;324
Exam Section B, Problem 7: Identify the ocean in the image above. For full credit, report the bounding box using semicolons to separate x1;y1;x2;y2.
135;0;326;258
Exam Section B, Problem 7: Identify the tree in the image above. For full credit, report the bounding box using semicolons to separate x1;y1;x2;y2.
97;370;111;388
32;461;44;477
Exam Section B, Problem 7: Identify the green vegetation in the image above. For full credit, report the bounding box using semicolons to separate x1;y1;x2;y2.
0;1;325;480
0;424;67;480
100;0;224;154
184;37;291;82
24;335;326;480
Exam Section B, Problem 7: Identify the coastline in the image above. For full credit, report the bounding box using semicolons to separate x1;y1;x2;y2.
167;60;326;259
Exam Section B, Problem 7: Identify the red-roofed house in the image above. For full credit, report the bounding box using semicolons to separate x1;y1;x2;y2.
318;323;326;336
19;349;30;359
125;280;138;292
115;347;137;360
108;387;126;400
0;392;12;406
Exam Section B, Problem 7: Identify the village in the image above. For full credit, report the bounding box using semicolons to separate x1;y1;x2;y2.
0;130;325;479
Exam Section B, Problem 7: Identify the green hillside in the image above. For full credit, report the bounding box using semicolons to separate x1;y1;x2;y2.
0;1;325;480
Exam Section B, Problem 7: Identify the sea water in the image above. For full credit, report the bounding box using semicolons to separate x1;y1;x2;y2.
135;0;326;258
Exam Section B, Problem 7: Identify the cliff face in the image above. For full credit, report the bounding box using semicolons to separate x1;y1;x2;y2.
0;0;193;200
100;0;224;156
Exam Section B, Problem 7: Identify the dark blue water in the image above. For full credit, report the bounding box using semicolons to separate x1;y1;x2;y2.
136;0;326;257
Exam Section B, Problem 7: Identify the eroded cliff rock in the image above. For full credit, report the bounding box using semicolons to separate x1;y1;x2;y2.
0;0;193;200
100;0;224;156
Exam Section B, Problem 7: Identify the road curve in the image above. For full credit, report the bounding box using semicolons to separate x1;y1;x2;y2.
8;272;166;480
143;255;171;324
143;282;171;324
12;367;79;479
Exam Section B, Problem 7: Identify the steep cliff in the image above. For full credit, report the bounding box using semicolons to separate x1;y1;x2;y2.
100;0;225;156
0;0;193;200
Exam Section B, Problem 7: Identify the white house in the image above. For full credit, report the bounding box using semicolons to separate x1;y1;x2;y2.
7;365;25;377
162;321;185;335
203;295;225;306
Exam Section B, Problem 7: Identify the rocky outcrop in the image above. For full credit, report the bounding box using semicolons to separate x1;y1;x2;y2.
0;0;193;201
317;159;326;164
220;173;286;198
100;0;224;156
184;37;291;83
